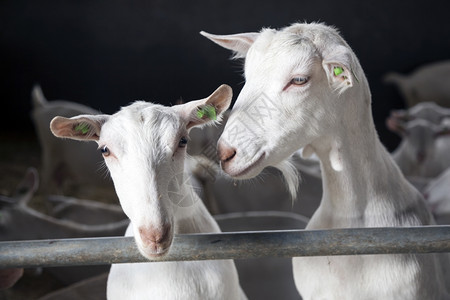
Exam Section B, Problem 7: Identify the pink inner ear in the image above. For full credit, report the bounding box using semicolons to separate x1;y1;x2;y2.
386;117;405;135
50;117;72;137
332;66;348;82
181;84;232;130
205;84;232;112
184;107;204;130
50;117;102;141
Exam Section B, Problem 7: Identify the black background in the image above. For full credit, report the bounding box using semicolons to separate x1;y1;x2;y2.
2;0;450;150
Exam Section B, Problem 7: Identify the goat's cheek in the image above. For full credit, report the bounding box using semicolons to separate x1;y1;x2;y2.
103;156;121;174
172;148;185;160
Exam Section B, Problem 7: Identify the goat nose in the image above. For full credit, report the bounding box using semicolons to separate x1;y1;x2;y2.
218;141;237;164
138;223;171;246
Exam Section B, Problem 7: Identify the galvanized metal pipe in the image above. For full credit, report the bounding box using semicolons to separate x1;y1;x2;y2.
1;226;449;268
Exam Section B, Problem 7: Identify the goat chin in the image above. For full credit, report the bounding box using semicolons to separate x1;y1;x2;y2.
137;246;170;260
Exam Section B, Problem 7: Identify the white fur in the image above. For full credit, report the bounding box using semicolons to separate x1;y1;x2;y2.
50;85;246;300
188;113;322;217
202;23;450;299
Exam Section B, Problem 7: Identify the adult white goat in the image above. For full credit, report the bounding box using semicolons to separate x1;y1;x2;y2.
50;85;247;300
202;23;450;299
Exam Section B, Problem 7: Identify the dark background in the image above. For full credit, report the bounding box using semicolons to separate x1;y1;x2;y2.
1;0;450;150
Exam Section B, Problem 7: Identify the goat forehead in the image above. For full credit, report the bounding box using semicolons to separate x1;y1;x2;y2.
246;30;319;78
283;22;346;49
105;102;180;154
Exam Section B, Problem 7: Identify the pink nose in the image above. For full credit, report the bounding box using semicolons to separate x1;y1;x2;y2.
138;223;172;252
217;141;237;168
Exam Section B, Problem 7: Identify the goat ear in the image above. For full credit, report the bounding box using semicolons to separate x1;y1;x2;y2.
50;114;109;141
322;46;355;93
386;116;406;136
200;31;259;58
182;84;232;130
390;109;409;121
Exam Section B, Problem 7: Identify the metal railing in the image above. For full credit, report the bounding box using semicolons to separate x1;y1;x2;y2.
1;226;449;268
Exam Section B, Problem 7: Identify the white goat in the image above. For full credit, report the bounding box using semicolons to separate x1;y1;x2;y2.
202;23;450;299
384;60;450;108
31;85;113;195
50;85;246;300
387;115;450;178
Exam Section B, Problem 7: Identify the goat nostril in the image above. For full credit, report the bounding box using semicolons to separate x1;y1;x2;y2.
224;150;236;162
218;143;237;163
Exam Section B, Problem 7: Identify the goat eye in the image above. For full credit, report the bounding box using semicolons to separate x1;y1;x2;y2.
100;145;110;157
290;76;309;86
178;137;188;148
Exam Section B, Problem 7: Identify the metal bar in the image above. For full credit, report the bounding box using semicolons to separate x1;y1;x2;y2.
1;226;449;269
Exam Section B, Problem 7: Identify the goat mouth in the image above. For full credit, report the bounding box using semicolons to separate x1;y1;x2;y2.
228;152;266;178
139;245;171;260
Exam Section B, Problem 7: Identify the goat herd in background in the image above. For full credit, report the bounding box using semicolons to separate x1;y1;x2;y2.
1;22;450;299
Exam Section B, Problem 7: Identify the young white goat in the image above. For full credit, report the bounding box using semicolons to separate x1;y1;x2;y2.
202;23;450;299
50;85;246;300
